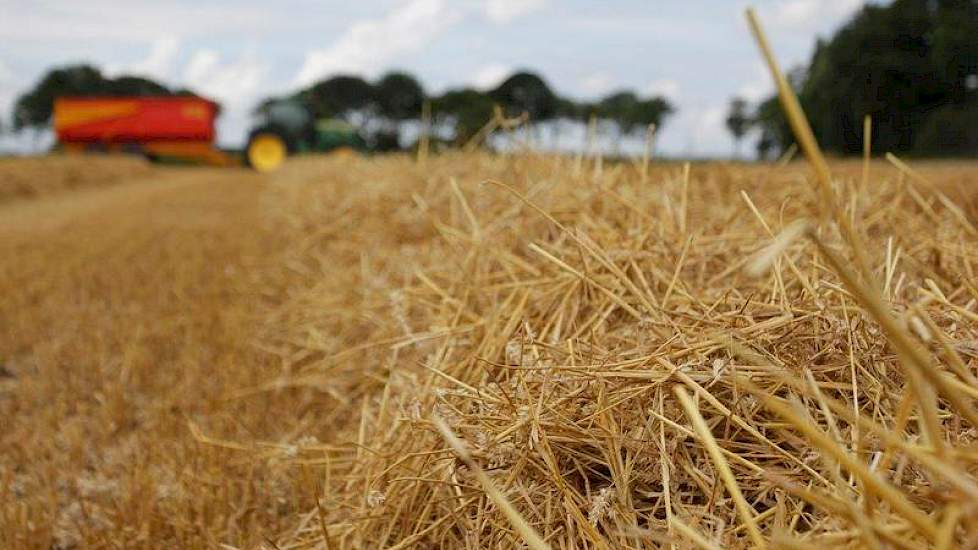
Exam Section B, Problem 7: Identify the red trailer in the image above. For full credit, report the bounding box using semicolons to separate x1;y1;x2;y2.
54;96;232;165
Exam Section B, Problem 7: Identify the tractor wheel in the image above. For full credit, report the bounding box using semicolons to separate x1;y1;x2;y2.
245;130;288;173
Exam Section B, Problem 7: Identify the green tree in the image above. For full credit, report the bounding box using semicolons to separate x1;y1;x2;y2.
756;131;775;161
802;2;942;154
631;97;673;132
597;91;673;151
105;76;172;96
753;95;791;160
555;97;589;121
433;88;495;144
753;0;978;156
490;71;558;120
375;71;425;121
725;97;752;158
302;75;375;120
373;71;425;150
599;90;640;136
14;65;106;129
912;102;978;155
750;66;803;157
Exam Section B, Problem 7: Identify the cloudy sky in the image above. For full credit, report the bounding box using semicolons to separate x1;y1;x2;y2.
0;0;873;156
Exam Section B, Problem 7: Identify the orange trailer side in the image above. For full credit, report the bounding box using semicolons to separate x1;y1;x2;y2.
54;97;233;165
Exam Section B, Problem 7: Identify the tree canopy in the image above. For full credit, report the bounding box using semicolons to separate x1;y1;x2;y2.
752;0;978;157
489;71;558;120
375;72;425;122
12;64;205;131
599;91;641;134
432;88;496;144
725;97;751;157
589;90;673;150
300;75;375;120
275;68;674;150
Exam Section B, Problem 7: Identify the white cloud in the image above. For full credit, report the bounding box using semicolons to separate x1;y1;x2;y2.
183;50;266;105
470;63;511;90
182;49;269;147
184;51;221;88
579;72;614;96
484;0;548;24
693;104;727;146
106;37;180;80
656;102;731;158
737;62;773;102
737;82;770;103
770;0;864;30
645;78;681;101
294;0;461;87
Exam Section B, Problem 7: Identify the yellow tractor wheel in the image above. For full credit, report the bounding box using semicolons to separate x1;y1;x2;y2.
246;133;287;172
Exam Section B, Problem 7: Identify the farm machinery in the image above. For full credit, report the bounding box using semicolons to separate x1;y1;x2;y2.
54;96;365;172
54;96;231;165
244;99;366;172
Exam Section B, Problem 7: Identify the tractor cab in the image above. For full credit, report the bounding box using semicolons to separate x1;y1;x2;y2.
245;99;366;172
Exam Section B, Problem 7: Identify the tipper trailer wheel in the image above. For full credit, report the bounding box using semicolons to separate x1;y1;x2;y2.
246;132;288;172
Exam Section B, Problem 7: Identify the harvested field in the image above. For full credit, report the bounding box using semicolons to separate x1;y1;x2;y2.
2;153;978;548
0;155;155;204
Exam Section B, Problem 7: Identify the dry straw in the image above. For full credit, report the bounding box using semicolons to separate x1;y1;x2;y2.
236;97;978;548
227;12;978;543
247;9;976;547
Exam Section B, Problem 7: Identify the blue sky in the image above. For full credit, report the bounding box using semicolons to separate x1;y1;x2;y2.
0;0;874;155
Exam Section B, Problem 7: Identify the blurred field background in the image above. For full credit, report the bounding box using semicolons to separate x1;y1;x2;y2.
2;151;977;547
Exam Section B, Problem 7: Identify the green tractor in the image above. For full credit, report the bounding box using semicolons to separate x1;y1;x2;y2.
245;99;367;172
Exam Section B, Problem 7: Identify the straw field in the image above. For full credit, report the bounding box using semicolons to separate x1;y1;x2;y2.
2;151;978;548
0;155;154;204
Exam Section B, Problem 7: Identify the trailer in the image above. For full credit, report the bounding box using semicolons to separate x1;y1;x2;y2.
54;96;367;171
54;96;233;166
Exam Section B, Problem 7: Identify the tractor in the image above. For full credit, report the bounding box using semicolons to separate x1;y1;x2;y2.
244;99;367;172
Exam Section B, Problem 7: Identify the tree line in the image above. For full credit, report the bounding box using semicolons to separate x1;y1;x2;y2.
10;64;674;152
728;0;978;158
260;70;674;150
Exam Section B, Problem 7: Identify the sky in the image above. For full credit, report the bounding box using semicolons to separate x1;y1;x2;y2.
0;0;875;156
